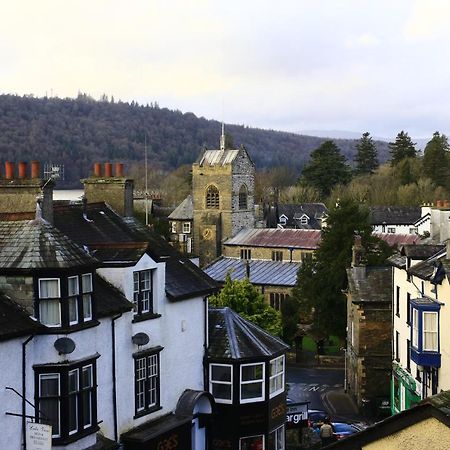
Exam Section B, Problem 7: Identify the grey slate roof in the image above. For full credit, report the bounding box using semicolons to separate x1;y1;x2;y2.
278;203;327;229
168;195;193;220
407;248;446;280
224;228;321;249
346;266;392;303
204;257;300;287
370;206;422;225
0;219;97;271
95;274;133;318
196;149;240;166
208;307;289;360
0;293;45;341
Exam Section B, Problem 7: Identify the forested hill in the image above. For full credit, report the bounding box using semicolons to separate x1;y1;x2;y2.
0;94;389;186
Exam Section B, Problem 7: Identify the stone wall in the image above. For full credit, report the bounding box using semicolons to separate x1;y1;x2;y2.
0;275;35;315
223;244;313;262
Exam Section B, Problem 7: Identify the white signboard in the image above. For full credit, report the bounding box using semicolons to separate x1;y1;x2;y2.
26;422;52;450
286;402;309;428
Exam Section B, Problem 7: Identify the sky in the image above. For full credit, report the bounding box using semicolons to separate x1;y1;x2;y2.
2;0;450;140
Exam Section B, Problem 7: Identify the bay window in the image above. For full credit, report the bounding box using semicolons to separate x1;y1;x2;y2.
35;359;97;444
240;362;265;403
240;435;264;450
412;308;418;348
68;276;78;325
268;425;285;450
209;364;233;404
81;273;93;321
423;312;438;351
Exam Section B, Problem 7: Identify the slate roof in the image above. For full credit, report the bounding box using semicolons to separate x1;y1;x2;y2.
208;307;289;360
0;218;97;271
204;257;299;287
387;244;445;269
53;202;218;300
370;206;422;225
278;203;327;229
197;149;241;166
0;293;45;341
346;266;392;303
407;248;446;280
95;274;133;318
224;228;322;250
168;195;193;220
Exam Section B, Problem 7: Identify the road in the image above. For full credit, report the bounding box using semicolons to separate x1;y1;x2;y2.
286;366;344;411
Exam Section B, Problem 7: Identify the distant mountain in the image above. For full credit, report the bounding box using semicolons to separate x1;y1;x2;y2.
0;94;390;187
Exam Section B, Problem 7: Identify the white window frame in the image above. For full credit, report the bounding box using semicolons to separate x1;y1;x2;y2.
240;362;265;403
182;222;191;234
68;369;79;435
269;355;285;398
412;308;419;348
387;227;396;234
81;273;93;321
82;364;93;428
269;424;285;450
39;373;61;438
171;221;177;233
279;215;287;225
423;311;438;351
68;276;79;325
240;434;265;450
38;278;61;327
300;214;309;225
209;363;233;404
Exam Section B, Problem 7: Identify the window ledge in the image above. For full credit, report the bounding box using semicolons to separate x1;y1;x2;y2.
132;312;162;323
39;320;100;335
52;425;99;446
134;405;162;420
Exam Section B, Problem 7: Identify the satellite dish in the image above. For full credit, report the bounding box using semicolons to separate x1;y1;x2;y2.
54;337;76;354
132;332;150;346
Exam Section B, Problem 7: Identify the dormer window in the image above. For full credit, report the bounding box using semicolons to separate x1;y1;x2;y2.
39;278;61;327
133;269;153;315
206;185;220;209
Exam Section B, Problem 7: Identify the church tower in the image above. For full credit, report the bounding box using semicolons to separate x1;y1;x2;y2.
192;127;255;266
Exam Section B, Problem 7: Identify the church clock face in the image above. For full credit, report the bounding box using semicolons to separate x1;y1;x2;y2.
202;228;212;240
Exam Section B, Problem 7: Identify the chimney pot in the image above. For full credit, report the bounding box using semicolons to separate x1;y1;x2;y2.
444;200;450;208
18;161;27;179
94;163;102;177
31;161;40;178
115;163;124;177
104;162;113;178
5;162;15;180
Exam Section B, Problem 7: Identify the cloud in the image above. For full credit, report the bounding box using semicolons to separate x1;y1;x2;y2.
345;33;380;49
404;0;450;40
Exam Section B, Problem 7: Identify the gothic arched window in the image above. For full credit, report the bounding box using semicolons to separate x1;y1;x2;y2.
206;185;220;209
239;185;248;210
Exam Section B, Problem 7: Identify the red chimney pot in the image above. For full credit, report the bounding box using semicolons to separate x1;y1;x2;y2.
18;162;27;179
104;162;113;178
94;163;102;177
115;163;124;177
31;161;40;178
5;162;15;180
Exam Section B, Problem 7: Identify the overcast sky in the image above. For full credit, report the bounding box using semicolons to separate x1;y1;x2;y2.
2;0;449;139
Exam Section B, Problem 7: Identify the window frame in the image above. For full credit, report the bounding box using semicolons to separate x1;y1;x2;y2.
182;222;191;234
269;355;285;398
423;311;438;352
68;276;79;326
240;434;265;450
268;424;285;450
171;221;177;233
412;308;419;348
133;269;154;316
240;249;251;260
209;363;233;404
271;251;283;262
240;362;265;404
38;278;61;327
35;358;98;445
239;184;248;210
133;347;162;418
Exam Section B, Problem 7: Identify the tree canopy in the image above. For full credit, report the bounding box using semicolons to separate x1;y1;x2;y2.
389;131;417;166
354;132;378;175
209;274;283;337
291;198;392;339
422;131;450;190
299;140;352;197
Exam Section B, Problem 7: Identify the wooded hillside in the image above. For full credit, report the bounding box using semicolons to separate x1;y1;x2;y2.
0;94;390;187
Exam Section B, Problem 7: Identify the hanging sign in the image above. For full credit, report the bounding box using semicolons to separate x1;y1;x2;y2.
286;402;309;429
26;422;52;450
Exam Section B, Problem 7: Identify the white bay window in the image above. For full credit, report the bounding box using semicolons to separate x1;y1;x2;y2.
39;278;61;326
240;362;265;403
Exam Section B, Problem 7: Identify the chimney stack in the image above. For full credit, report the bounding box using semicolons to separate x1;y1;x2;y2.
351;234;366;279
18;162;27;179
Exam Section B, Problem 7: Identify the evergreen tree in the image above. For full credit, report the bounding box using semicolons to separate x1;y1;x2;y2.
299;140;352;197
354;132;378;174
209;274;282;336
422;131;450;189
389;131;417;166
291;198;392;339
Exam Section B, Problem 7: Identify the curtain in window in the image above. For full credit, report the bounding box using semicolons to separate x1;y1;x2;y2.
40;279;59;298
423;312;438;351
40;299;61;326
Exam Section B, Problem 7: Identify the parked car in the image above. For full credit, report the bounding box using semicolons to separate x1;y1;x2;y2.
331;422;363;440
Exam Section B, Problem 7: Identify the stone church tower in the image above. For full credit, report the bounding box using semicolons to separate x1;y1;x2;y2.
192;126;255;265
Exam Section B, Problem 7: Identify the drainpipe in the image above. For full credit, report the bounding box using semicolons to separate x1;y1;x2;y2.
111;313;122;443
22;335;34;450
203;296;209;390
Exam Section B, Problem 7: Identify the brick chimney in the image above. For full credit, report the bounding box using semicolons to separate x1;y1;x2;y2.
0;160;54;223
351;234;366;279
81;162;134;217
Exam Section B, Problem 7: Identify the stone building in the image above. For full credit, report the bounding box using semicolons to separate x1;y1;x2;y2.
346;236;393;416
168;194;194;255
192;128;255;265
